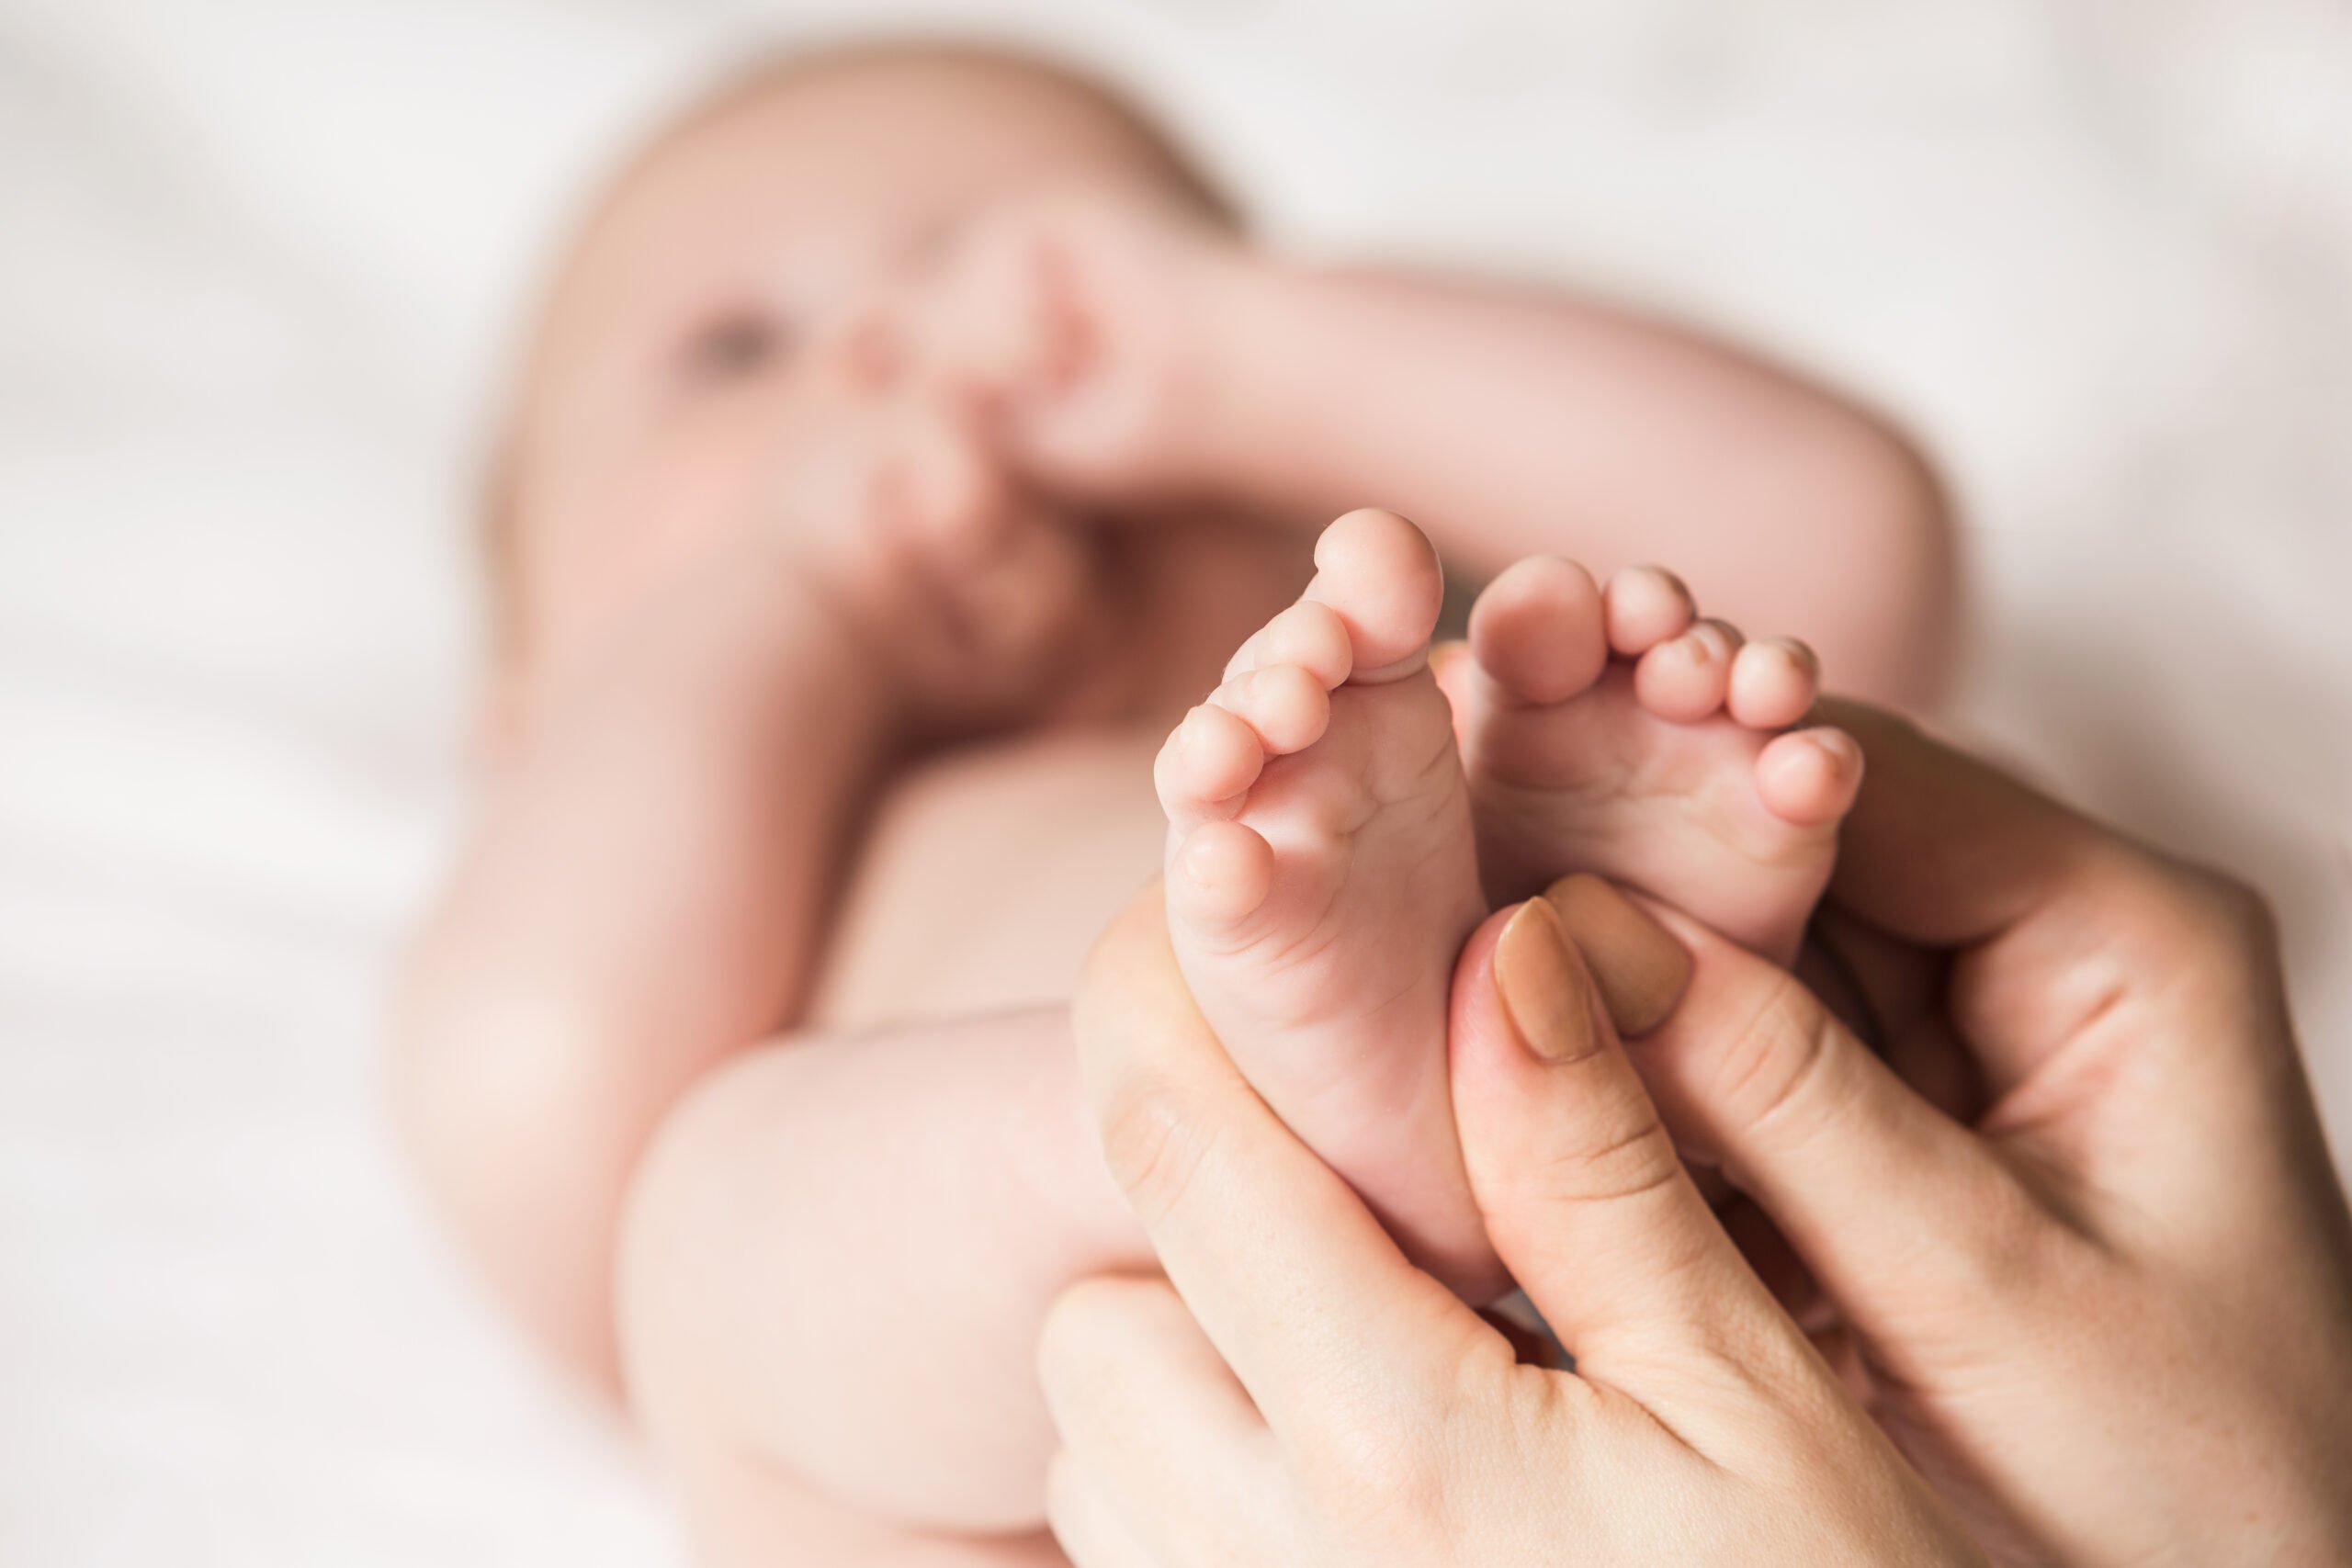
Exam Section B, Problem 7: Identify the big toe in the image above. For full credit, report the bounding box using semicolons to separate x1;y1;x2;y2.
1467;556;1609;705
1304;509;1444;682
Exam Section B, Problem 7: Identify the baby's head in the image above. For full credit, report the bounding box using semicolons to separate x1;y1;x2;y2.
486;41;1235;718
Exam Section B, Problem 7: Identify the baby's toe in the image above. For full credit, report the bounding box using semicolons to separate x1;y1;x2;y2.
1302;509;1444;682
1210;663;1331;755
1634;619;1740;723
1755;728;1864;827
1602;565;1698;656
1467;557;1609;706
1225;601;1354;689
1156;663;1334;826
1169;820;1277;932
1727;637;1821;730
1155;703;1266;826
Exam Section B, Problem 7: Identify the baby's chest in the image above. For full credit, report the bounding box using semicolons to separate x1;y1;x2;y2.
805;728;1168;1033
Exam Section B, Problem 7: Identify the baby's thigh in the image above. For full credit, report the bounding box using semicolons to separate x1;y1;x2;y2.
618;1005;1137;1541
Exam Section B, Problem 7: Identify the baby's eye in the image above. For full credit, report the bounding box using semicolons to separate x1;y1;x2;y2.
680;308;794;384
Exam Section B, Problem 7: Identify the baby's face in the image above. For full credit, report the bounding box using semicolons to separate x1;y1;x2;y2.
502;54;1203;685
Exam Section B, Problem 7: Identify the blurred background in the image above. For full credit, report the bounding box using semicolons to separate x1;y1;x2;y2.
2;0;2346;1561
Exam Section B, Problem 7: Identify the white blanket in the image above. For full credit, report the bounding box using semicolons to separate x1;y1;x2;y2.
5;0;2346;1560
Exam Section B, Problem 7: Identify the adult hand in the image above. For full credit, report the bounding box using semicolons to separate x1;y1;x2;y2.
1040;886;1984;1566
1621;701;2352;1566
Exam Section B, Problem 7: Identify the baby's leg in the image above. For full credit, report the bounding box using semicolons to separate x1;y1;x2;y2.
619;1005;1146;1546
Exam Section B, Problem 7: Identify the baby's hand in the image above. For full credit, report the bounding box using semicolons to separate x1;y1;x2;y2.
908;190;1249;507
758;358;1099;738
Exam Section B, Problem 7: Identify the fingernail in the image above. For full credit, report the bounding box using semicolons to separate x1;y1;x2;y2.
1494;898;1601;1063
1543;874;1691;1038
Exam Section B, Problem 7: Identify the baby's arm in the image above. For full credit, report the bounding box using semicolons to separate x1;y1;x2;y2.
1188;263;1957;706
930;202;1955;709
393;548;895;1390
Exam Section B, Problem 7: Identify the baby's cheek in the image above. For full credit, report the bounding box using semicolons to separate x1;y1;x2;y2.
520;426;778;675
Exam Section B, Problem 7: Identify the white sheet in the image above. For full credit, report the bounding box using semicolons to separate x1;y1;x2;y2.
5;0;2346;1560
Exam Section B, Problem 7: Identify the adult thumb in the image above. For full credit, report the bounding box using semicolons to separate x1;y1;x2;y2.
1449;892;1798;1377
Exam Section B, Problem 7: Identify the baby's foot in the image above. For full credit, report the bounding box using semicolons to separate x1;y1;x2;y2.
1157;510;1493;1292
1447;558;1862;968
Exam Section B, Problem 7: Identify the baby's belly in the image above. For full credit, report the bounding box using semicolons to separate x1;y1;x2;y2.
806;727;1170;1033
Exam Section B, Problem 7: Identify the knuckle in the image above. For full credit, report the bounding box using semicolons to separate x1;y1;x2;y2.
1713;970;1848;1148
2076;850;2293;1052
1299;1406;1447;1525
2097;843;2276;963
1514;1101;1683;1210
1092;1066;1220;1231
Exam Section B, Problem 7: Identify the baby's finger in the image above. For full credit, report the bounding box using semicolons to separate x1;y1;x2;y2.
914;219;1062;400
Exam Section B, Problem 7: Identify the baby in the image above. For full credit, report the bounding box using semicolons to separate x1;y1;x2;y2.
394;39;1954;1565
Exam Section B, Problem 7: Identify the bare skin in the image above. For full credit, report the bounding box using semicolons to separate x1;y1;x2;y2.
391;42;1957;1566
1446;555;1861;964
394;51;1295;1394
1154;511;1489;1291
1048;708;2352;1568
1154;511;1861;1313
620;513;1871;1562
906;191;1958;707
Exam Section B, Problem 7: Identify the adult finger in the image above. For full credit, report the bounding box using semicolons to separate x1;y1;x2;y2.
1045;1451;1162;1568
1039;1276;1283;1564
1717;1193;1834;1333
1629;898;2059;1358
1449;893;1804;1382
1822;698;2265;1103
1820;699;2118;947
1808;906;1985;1122
1073;889;1487;1442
